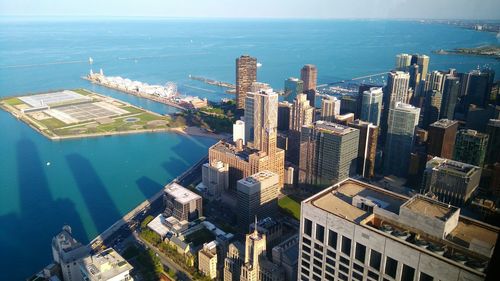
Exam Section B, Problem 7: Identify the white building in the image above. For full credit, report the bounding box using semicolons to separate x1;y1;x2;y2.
395;53;412;71
51;225;89;281
360;87;383;126
321;96;341;122
201;160;229;200
233;120;246;144
164;182;203;221
297;178;498;281
79;248;133;281
199;241;219;279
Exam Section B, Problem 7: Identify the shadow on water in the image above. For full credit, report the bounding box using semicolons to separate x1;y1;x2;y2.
0;138;86;281
66;153;122;234
136;176;164;199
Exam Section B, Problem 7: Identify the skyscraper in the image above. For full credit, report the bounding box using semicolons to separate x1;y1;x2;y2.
233;120;246;144
237;171;279;231
360;87;383;126
386;71;410;107
320;96;341;122
348;120;378;178
440;76;460;119
409;63;421;90
486;119;500;165
465;69;496;108
290;93;315;132
283;77;304;102
201;160;229;200
423;90;443;128
395;53;412;71
236;55;257;109
297;178;498;281
454;129;489;167
299;121;359;187
277;101;293;132
245;88;279;155
422;157;481;206
384;103;420;177
301;64;317;92
423;70;446;94
412;54;430;82
427;119;458;159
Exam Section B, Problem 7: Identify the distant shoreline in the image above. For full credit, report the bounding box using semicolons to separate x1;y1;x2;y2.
433;45;500;60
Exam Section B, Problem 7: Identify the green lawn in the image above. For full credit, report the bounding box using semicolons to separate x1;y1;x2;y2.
278;195;301;220
3;97;23;106
38;118;67;129
72;88;93;96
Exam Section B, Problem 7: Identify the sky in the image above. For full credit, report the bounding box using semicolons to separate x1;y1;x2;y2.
1;0;499;20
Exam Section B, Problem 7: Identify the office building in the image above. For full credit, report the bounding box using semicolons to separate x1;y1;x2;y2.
320;96;341;122
198;241;218;280
465;69;496;108
201;160;229;200
233;120;246;144
340;95;358;115
298;178;498;281
427;119;459;159
237;171;280;230
423;90;443;128
466;104;500;132
224;241;245;281
301;64;317;92
51;225;89;281
79;248;133;281
386;71;410;108
409;63;421;90
291;93;315;132
348;120;378;179
454;129;489;167
486;119;500;165
395;53;412;71
284;77;304;102
305;89;316;108
384;103;420;177
250;217;283;251
164;182;203;221
236;55;257;109
278;101;293;132
272;235;299;281
360;87;383;126
440;76;461;120
299;121;359;188
422;157;482;206
245;88;279;155
423;71;446;94
412;54;430;82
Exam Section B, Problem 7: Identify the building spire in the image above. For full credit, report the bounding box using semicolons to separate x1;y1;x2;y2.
253;215;259;237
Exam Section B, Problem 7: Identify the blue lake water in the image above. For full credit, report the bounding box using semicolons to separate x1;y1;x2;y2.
0;18;498;280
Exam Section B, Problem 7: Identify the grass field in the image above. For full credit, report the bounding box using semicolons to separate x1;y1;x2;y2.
278;195;301;220
184;228;215;246
3;97;23;106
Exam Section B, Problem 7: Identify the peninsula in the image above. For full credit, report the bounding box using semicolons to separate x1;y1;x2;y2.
0;89;174;140
433;45;500;60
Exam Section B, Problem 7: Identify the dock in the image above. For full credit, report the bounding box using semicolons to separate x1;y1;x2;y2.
188;75;236;89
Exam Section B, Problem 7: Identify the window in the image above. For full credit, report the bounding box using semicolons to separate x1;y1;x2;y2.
339;264;349;274
353;271;363;280
303;245;311;253
326;265;335;275
314;251;323;259
304;218;312;236
326;273;335;281
313;274;322;281
303;237;311;246
302;252;310;260
401;264;415;281
313;266;322;276
340;256;349;266
314;243;324;251
419;272;434;281
341;236;352;256
301;267;310;276
327;249;336;259
316;223;325;242
385;257;398;278
368;270;379;280
369;250;382;270
339;273;349;281
328;230;338;249
326;257;336;267
314;259;322;267
353;263;364;272
302;260;310;269
355;243;366;263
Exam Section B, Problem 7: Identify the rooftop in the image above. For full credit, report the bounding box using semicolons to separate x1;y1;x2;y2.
80;248;133;281
430;119;459;129
309;120;358;136
458;129;488;138
402;195;458;221
427;157;480;177
165;182;201;204
239;170;278;186
210;140;262;162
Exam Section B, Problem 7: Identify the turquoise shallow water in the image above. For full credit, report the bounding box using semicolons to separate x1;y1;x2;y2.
0;19;499;280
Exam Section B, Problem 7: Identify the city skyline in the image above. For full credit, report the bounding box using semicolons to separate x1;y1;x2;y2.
1;0;500;20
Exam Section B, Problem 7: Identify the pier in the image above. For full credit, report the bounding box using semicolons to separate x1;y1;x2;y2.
188;75;236;89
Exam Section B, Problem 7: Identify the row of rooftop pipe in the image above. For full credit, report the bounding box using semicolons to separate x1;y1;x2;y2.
377;223;488;272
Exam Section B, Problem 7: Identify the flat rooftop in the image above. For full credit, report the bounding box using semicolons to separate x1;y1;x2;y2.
427;157;480;176
308;179;407;222
310;120;358;136
239;170;277;186
430;119;458;129
210;140;262;161
402;195;458;221
165;182;201;204
80;248;132;280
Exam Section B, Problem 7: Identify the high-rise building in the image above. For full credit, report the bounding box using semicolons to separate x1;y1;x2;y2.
79;248;134;281
340;95;358;115
301;64;317;92
201;160;229;200
384;103;420;177
304;89;316;108
423;90;443;128
198;241;218;280
297;178;498;281
409;63;421;90
423;71;446;94
245;88;279;155
164;182;203;221
271;235;299;281
299;121;359;188
386;71;410;108
291;93;315;132
237;171;279;230
412;54;430;82
320;96;341;122
453;129;489;167
395;53;412;71
52;225;89;281
233;120;246;144
223;241;244;281
348;120;378;179
440;76;460;119
277;101;293;132
427;119;459;159
422;157;481;206
236;55;257;109
465;69;496;108
360;87;383;126
284;77;304;102
486;119;500;165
